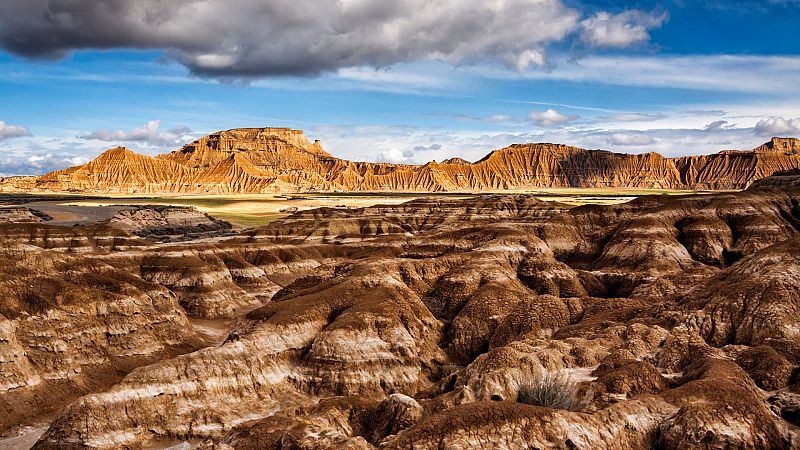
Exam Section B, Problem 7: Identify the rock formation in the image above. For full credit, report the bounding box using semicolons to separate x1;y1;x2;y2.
0;171;796;448
0;207;51;224
5;128;800;193
107;206;233;241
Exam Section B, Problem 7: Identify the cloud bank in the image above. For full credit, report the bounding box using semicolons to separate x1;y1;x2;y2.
79;120;192;147
0;0;665;78
754;117;800;136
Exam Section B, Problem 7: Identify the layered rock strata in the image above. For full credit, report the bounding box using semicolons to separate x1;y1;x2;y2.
6;128;800;193
3;177;794;449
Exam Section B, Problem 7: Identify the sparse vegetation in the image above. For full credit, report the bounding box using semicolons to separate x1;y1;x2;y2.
517;370;590;412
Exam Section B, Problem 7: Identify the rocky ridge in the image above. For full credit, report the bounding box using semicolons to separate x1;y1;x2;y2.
7;128;800;193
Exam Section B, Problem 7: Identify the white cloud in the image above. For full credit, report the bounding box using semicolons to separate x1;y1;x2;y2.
703;120;734;131
754;117;800;136
26;153;88;170
528;109;579;126
479;55;800;94
79;120;192;147
606;133;656;146
413;143;442;152
0;120;32;141
0;0;589;78
375;148;412;164
580;10;667;48
0;136;99;176
483;115;516;124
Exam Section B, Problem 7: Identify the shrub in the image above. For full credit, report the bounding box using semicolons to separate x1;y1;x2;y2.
517;370;590;411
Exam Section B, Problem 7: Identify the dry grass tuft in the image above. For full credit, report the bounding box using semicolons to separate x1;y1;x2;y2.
517;370;590;412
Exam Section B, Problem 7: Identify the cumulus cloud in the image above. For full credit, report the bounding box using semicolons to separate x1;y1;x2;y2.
754;117;800;136
580;10;667;48
606;133;656;146
0;146;89;176
0;0;664;79
528;109;579;126
375;148;413;164
703;120;734;131
79;120;192;147
0;121;32;141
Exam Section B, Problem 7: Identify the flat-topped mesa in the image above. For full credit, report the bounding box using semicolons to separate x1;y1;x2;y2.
162;127;331;169
756;137;800;154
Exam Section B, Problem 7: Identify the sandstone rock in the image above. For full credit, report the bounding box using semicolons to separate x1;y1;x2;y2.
0;246;203;430
5;129;800;194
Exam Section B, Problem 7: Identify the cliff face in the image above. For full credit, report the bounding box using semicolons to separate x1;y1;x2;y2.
12;130;800;193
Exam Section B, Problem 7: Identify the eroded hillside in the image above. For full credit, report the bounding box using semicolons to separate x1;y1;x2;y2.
4;128;800;194
0;173;799;448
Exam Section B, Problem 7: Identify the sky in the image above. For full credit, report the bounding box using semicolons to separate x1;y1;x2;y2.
0;0;800;176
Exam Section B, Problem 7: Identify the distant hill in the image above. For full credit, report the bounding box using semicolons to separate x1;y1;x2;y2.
4;127;800;193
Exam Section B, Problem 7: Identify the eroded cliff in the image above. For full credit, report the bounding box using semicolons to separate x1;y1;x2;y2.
7;128;800;193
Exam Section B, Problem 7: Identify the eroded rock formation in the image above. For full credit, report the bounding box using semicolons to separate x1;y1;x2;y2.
107;206;233;241
5;128;800;193
1;174;800;448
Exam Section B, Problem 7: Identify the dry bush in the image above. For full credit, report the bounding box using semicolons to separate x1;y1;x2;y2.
517;370;590;411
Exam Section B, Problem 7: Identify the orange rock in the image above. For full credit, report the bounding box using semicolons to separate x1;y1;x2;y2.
6;129;800;193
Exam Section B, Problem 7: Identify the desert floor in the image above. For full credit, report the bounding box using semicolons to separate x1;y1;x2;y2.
17;188;706;228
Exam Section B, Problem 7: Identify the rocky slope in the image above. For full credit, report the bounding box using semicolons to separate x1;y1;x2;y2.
107;206;233;241
0;207;51;223
6;128;800;193
0;173;794;448
0;242;205;429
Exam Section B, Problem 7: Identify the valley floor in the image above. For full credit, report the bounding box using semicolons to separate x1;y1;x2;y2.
2;188;700;229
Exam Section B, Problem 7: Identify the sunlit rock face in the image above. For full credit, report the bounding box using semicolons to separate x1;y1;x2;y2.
0;175;799;448
6;129;800;194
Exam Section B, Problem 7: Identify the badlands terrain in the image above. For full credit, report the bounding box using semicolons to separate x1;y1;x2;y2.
1;127;799;194
0;165;798;448
1;130;800;449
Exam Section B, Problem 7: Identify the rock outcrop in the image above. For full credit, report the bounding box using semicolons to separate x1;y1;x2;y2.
5;128;800;193
107;206;233;241
0;244;204;429
0;207;51;223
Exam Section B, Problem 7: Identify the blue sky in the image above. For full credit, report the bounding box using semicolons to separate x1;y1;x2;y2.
0;0;799;175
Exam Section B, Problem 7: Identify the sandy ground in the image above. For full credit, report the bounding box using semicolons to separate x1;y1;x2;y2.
8;189;703;229
47;194;459;229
